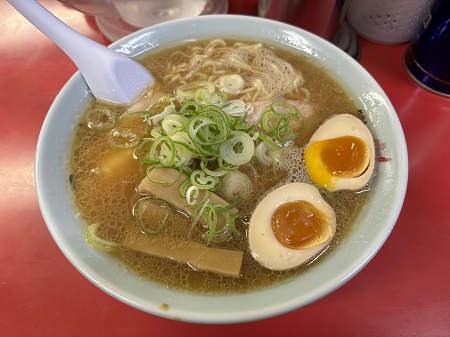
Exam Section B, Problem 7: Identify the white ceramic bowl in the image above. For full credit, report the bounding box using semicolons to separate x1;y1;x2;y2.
35;15;408;324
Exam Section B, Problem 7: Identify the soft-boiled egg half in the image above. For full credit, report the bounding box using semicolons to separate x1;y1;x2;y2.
249;183;336;270
305;114;375;192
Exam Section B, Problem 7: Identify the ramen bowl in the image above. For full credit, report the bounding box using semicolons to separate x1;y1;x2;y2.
35;15;408;324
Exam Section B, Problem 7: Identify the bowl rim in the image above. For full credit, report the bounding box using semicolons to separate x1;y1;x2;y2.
35;14;408;324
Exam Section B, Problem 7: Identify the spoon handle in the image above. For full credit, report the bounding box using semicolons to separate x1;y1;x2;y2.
8;0;105;70
7;0;154;105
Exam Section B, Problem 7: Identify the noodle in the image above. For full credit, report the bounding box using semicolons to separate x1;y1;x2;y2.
149;39;306;102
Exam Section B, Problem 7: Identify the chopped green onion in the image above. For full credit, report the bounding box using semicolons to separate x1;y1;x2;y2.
190;198;210;232
170;132;197;167
255;141;282;165
150;126;164;138
125;79;299;244
222;99;254;117
106;111;149;148
187;107;229;156
261;108;279;134
178;177;191;200
147;103;177;126
190;170;219;190
200;159;228;177
186;186;200;205
146;101;170;118
271;101;298;116
107;128;141;148
195;88;225;107
218;157;239;171
135;198;170;235
162;114;189;135
220;131;255;165
220;171;252;200
137;136;176;167
260;101;302;145
117;111;148;135
87;107;116;130
178;100;200;116
216;196;241;215
86;224;118;252
151;136;177;167
219;74;245;95
177;81;215;101
202;203;219;236
201;203;235;243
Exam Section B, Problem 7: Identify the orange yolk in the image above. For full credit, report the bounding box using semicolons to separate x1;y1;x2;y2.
305;136;368;189
271;200;329;249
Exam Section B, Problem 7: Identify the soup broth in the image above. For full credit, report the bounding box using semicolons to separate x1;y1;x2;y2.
70;39;372;294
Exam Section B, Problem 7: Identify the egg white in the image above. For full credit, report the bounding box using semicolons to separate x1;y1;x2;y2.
249;183;336;271
306;113;375;191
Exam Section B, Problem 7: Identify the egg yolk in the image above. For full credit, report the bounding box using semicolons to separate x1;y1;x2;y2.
271;200;330;249
305;136;368;189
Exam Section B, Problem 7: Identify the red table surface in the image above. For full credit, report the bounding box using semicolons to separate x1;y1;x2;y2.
1;1;450;336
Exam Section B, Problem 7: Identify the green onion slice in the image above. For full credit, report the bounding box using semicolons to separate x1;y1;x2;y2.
135;198;170;235
107;128;141;148
220;131;255;165
260;101;302;145
185;107;230;158
162;114;189;135
200;159;228;177
222;99;254;118
86;224;118;252
147;104;177;126
195;88;225;108
177;81;215;100
179;100;201;116
190;170;219;190
219;74;245;95
117;111;148;136
154;136;176;167
186;186;200;205
271;101;298;116
136;136;176;167
87;107;116;130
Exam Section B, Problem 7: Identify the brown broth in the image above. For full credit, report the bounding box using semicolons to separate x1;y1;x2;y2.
70;39;370;294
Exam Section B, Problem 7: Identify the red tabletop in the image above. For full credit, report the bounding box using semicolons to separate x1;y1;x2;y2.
1;1;450;336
